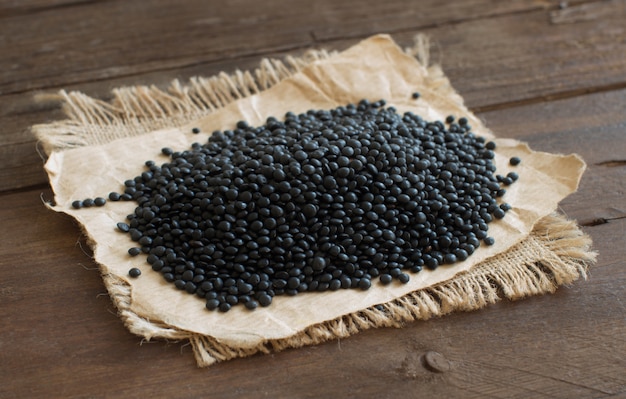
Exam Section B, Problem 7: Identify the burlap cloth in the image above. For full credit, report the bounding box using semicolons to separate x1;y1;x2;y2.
35;34;596;367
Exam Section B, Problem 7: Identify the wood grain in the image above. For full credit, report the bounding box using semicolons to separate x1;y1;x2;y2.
0;0;563;95
0;0;99;17
1;1;625;397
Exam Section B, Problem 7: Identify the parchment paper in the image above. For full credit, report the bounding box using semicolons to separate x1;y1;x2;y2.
45;35;585;348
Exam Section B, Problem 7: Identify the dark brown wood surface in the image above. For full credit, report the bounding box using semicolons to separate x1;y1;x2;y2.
1;1;624;397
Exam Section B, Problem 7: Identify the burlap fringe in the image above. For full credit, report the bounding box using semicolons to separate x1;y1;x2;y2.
33;35;596;367
34;49;335;155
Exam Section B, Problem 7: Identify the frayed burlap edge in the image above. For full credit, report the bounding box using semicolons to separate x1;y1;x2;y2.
33;49;336;154
33;34;597;367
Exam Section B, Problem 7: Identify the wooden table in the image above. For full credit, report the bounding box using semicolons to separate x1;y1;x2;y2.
2;1;625;397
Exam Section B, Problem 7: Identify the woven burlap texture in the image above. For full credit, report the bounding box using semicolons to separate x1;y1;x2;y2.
34;35;596;367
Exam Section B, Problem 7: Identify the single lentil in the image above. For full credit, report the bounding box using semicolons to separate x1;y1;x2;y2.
117;222;130;232
73;100;519;312
379;274;393;285
509;156;521;166
492;208;506;219
398;273;410;283
128;268;142;278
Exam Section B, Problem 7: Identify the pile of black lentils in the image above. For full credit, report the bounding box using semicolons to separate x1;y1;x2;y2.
72;99;521;312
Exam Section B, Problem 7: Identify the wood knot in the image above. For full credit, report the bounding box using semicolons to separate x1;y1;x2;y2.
423;350;450;373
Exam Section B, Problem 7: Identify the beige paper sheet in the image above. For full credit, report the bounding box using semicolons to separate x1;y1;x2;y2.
45;35;585;349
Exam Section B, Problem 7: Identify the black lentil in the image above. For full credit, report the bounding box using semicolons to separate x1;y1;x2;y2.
501;176;514;186
397;273;410;283
358;278;372;290
128;268;141;278
72;100;519;312
379;273;393;285
192;127;201;134
509;156;521;166
492;208;506;219
117;222;130;232
128;247;141;256
412;92;420;99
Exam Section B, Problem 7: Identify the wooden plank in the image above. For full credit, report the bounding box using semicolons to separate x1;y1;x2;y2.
0;187;623;398
0;0;313;95
306;0;561;41
398;0;626;109
0;0;567;96
0;0;98;17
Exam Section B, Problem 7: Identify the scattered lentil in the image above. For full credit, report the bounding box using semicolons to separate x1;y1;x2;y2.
509;156;521;166
128;268;141;277
128;247;141;256
73;100;519;312
117;222;130;232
